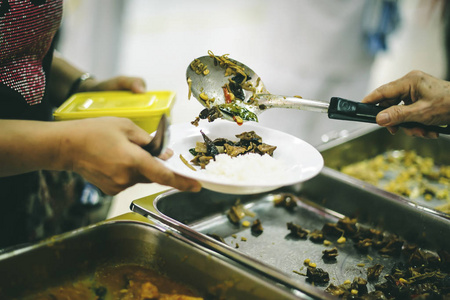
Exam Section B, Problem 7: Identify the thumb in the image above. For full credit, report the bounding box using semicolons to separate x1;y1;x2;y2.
377;105;414;126
126;124;152;146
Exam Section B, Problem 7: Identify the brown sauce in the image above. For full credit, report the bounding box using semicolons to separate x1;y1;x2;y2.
24;264;203;300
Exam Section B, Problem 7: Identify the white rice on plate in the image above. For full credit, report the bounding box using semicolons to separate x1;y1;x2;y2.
203;153;289;184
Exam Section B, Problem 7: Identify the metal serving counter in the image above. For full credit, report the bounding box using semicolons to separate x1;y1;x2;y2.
131;166;450;299
0;214;305;300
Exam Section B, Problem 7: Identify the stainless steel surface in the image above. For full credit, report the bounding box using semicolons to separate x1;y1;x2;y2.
318;126;450;216
255;94;329;113
131;169;450;298
0;220;306;300
186;55;267;107
186;55;328;119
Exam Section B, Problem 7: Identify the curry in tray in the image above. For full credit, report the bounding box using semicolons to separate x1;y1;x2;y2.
24;264;203;300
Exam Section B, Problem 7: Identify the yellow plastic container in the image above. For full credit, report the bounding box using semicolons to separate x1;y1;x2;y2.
53;91;175;133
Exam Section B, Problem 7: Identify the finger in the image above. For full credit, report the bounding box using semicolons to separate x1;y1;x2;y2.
404;127;431;138
386;125;399;135
362;74;414;105
383;116;438;139
158;148;174;161
377;102;424;127
121;120;152;146
377;97;436;128
424;131;439;139
130;78;146;93
405;127;438;139
116;76;146;93
138;156;201;192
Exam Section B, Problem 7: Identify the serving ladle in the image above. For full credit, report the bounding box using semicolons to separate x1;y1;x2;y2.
186;55;450;134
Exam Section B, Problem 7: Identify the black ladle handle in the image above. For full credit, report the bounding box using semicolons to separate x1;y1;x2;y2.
328;97;450;134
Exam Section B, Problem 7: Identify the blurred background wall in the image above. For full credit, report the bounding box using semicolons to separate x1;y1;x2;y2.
57;0;447;147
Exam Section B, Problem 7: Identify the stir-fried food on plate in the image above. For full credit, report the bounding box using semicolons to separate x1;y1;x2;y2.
187;130;276;169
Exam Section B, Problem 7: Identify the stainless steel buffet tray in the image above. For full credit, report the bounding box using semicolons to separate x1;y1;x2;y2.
131;168;450;299
317;126;450;217
0;220;305;300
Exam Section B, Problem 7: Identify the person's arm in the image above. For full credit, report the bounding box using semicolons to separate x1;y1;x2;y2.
0;120;64;175
0;118;201;195
48;52;146;106
361;70;450;138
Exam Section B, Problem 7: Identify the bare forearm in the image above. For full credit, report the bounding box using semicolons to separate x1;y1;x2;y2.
48;53;96;106
0;120;66;176
0;118;201;194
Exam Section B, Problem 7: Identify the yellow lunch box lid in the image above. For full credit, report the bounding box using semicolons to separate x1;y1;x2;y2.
53;90;175;120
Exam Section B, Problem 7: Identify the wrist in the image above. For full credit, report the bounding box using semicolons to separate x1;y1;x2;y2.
53;120;78;172
66;73;96;99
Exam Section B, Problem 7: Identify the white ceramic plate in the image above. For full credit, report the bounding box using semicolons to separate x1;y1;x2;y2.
163;119;323;195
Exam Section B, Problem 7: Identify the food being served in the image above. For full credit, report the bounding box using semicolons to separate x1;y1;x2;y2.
182;130;287;185
191;106;222;126
25;264;203;300
190;58;210;76
188;51;260;126
340;150;450;213
188;130;277;168
205;153;287;185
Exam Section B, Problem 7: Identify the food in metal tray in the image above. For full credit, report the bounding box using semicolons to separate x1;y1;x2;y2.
306;266;330;284
25;264;203;300
250;218;264;235
287;222;309;239
309;229;326;243
289;199;450;299
226;199;255;225
212;193;450;299
367;263;385;281
340;150;450;213
322;247;339;260
273;193;298;211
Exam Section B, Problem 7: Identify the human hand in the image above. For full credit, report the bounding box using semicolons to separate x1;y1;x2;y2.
81;75;147;94
59;117;201;195
361;70;450;138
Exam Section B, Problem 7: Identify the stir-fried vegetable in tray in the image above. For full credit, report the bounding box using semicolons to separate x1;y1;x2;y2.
219;195;450;299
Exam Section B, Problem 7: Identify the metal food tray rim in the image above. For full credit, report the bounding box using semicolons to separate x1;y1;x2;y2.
316;125;450;152
131;195;333;300
321;167;450;221
0;219;308;300
131;166;450;299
